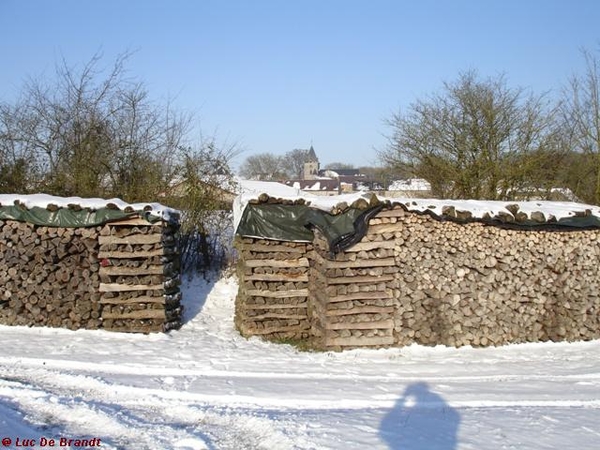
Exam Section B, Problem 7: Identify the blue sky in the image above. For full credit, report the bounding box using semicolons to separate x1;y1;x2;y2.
1;1;599;170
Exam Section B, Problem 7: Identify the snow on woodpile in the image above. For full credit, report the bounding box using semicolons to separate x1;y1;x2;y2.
399;197;600;225
0;193;181;333
0;193;179;223
235;180;600;235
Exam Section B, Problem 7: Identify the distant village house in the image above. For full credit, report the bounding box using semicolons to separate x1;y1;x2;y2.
284;146;432;197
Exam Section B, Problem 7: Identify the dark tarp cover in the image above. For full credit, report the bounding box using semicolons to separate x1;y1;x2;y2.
0;205;161;227
473;214;600;229
555;215;600;228
236;203;384;253
236;202;600;253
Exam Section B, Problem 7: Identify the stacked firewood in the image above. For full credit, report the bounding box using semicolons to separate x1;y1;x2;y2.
0;215;181;333
388;207;600;347
98;218;182;333
310;216;400;350
235;237;311;340
235;199;600;350
0;220;102;329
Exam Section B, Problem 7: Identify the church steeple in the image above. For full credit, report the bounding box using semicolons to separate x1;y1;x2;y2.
303;145;319;180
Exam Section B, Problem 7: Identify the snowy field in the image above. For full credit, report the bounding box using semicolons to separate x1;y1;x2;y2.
0;274;599;450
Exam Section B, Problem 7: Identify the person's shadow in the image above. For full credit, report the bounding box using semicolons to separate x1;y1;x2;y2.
380;382;460;450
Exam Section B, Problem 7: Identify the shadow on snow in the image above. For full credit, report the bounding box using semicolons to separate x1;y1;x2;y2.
380;382;460;450
179;271;220;324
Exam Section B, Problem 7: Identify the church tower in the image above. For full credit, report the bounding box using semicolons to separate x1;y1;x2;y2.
303;145;319;180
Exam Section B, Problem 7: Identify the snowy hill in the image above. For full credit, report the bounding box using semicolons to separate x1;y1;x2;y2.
0;275;599;449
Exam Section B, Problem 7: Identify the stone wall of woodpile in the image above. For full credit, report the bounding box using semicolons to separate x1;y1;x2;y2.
235;237;311;340
0;217;181;332
235;204;600;350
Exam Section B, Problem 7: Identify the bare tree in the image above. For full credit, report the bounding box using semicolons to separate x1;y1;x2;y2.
324;162;355;170
238;152;286;180
281;148;310;179
0;52;191;201
0;102;40;192
380;71;560;200
358;165;409;190
0;52;241;274
562;48;600;204
166;138;239;274
239;148;320;180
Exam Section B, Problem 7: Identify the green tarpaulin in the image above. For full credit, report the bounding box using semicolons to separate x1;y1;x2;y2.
236;202;600;253
236;203;384;253
0;205;161;227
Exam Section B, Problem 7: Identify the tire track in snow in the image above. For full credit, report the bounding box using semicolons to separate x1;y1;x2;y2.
1;365;600;413
0;367;308;450
0;377;165;450
2;362;600;450
2;355;600;385
0;376;213;450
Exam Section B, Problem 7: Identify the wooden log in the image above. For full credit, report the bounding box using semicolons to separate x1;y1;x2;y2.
99;265;168;276
344;241;396;252
374;208;406;218
102;324;165;333
326;274;395;285
104;217;157;226
99;283;165;292
242;273;309;282
367;223;404;234
325;335;395;347
236;243;305;253
98;234;163;245
241;324;310;335
244;289;309;298
313;251;396;269
98;295;173;305
244;258;309;268
101;309;168;320
328;291;393;303
97;248;170;259
326;306;395;316
325;319;394;330
243;302;308;310
244;313;307;320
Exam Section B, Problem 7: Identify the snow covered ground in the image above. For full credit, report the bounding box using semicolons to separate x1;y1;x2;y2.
1;274;600;449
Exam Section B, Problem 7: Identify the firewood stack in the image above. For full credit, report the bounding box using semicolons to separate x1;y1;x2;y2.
98;218;182;333
0;200;181;333
235;198;600;350
310;212;400;350
388;207;600;347
235;237;311;340
0;220;102;329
